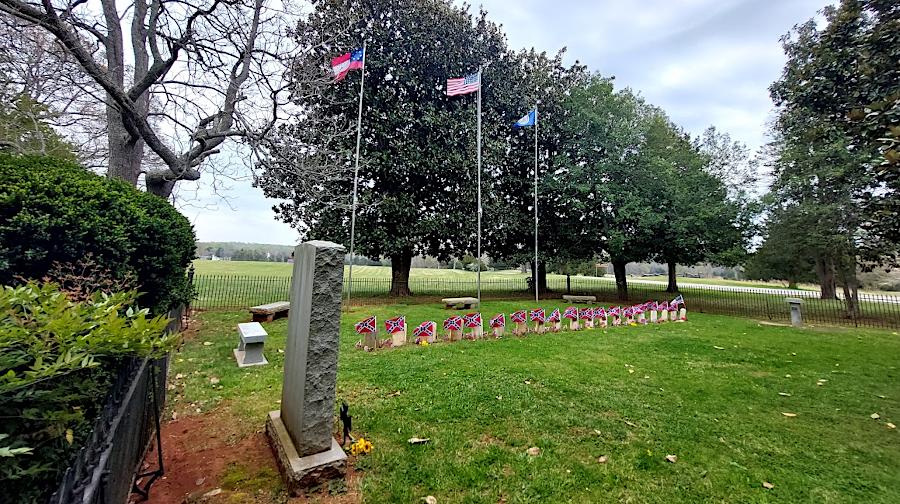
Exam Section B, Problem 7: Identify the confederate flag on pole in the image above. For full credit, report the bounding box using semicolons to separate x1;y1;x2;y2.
489;313;506;328
384;316;405;334
331;47;364;82
355;316;376;334
414;322;434;339
463;312;483;328
511;310;527;323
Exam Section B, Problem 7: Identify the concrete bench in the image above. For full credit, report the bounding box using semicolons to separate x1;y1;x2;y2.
234;322;269;367
249;301;290;322
442;297;479;310
562;295;596;304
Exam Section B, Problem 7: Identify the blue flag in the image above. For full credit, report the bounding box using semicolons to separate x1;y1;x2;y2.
513;109;536;128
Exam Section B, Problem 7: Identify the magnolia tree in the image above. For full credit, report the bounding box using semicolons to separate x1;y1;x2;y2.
0;0;304;197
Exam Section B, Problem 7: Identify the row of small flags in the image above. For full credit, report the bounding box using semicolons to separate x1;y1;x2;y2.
355;297;685;348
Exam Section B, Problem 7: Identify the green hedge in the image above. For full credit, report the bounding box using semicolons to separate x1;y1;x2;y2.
0;154;195;313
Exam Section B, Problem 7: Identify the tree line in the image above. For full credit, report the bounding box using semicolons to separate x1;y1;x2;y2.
2;0;897;313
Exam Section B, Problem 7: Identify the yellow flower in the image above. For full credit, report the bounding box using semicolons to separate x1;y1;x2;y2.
363;440;373;453
422;341;429;346
350;437;373;455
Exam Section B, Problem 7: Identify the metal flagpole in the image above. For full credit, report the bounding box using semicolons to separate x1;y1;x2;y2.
346;42;366;312
534;105;539;303
476;66;482;307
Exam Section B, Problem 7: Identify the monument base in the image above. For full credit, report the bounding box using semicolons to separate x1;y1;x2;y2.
265;410;347;494
233;348;268;368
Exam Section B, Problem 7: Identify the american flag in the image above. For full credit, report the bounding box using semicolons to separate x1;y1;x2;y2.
563;306;578;319
355;316;376;334
489;313;506;328
547;309;561;322
529;308;545;322
384;316;405;334
596;307;607;318
414;322;434;339
463;312;483;328
579;308;593;320
511;310;527;323
446;73;479;96
444;316;463;331
609;306;620;317
671;295;684;307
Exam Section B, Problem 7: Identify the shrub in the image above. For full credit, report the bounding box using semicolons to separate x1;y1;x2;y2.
0;154;196;313
0;281;178;503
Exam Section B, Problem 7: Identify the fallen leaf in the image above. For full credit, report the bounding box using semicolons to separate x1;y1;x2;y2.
277;348;284;353
871;413;881;419
524;380;532;385
644;375;650;379
597;456;607;464
593;429;602;435
887;423;896;429
497;395;503;400
408;437;431;444
203;341;212;346
526;446;542;456
878;395;886;399
276;400;281;404
782;413;797;417
203;488;222;497
818;379;828;383
785;374;792;378
666;454;677;463
176;358;184;363
623;419;637;427
386;391;401;398
171;412;178;421
65;429;73;445
763;481;774;489
425;496;437;504
196;478;205;486
210;377;219;384
628;369;635;374
175;373;184;380
778;392;791;397
713;346;724;350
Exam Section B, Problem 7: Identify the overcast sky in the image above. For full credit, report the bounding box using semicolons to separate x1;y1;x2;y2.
185;0;834;246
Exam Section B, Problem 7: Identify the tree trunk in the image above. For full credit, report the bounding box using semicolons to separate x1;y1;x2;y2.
529;260;549;296
816;257;837;300
389;249;413;297
666;259;679;293
787;274;798;289
613;260;628;301
841;281;860;321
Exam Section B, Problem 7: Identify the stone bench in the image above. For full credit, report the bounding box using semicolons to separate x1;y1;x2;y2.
234;322;269;367
562;295;596;304
442;297;479;310
249;301;291;322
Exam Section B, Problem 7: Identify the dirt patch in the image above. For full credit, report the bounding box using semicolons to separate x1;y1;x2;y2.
131;409;362;504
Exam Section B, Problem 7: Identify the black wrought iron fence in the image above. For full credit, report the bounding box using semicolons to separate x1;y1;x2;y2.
190;275;899;329
48;305;185;504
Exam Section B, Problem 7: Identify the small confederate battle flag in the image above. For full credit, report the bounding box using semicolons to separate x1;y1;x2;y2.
671;295;684;307
633;304;644;314
489;313;506;328
463;312;483;328
596;307;607;318
511;310;527;323
529;308;545;322
660;301;669;311
649;301;659;311
355;316;376;334
414;322;434;339
609;306;620;317
384;316;406;334
623;306;634;317
444;316;463;331
547;309;561;322
579;308;593;320
563;306;578;320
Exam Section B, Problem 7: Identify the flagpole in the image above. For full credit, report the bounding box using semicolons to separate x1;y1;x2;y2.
534;105;539;303
346;42;366;312
476;66;482;308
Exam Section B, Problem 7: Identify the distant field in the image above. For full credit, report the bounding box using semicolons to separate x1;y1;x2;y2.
191;261;800;289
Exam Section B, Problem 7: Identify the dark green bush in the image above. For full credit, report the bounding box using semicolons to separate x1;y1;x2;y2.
0;154;196;313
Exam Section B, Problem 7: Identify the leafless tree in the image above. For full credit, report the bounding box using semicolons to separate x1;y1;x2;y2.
0;0;299;197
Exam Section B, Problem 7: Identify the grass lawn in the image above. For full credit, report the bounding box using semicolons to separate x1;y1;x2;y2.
170;303;900;503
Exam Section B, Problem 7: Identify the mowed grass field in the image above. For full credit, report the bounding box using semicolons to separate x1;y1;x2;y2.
191;261;805;289
170;302;900;503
